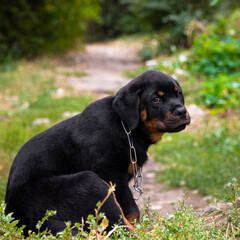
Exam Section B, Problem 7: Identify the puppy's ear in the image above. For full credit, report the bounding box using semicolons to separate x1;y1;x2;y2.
113;78;144;131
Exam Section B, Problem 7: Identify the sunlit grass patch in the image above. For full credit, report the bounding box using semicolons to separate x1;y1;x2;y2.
0;58;56;95
152;118;240;200
0;54;94;201
61;71;88;78
0;91;92;201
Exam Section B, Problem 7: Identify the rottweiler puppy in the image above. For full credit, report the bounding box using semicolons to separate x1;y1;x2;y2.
5;70;190;235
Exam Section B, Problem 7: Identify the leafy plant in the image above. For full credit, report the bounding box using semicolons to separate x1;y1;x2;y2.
1;196;240;239
0;183;126;239
86;0;140;41
187;9;240;109
190;34;240;76
200;74;240;108
201;181;240;238
0;0;100;61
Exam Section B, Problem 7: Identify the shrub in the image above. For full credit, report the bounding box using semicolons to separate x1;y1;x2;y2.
190;34;240;76
189;9;240;77
188;9;240;109
1;198;240;239
87;0;221;48
0;0;100;61
127;0;214;46
200;74;240;108
86;0;140;41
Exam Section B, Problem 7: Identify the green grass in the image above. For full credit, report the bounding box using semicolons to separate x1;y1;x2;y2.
0;93;92;198
0;58;55;95
152;117;240;200
0;57;92;201
0;93;92;200
61;71;88;78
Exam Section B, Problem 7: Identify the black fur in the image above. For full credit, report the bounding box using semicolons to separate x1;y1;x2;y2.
5;70;190;235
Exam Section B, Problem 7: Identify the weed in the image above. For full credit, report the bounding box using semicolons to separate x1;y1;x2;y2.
200;74;240;108
0;183;128;239
187;10;240;109
1;184;239;239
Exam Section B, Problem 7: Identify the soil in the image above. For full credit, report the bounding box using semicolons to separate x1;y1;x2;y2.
56;40;140;96
56;39;208;215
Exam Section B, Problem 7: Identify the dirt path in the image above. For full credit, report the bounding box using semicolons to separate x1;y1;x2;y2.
56;40;208;215
56;40;140;95
133;157;208;215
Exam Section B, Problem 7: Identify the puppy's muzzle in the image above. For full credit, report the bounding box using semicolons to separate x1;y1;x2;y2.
173;106;187;119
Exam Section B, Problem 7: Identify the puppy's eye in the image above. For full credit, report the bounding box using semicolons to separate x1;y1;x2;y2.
152;97;162;103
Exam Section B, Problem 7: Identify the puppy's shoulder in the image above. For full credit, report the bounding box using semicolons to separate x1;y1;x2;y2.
81;96;116;117
85;96;115;110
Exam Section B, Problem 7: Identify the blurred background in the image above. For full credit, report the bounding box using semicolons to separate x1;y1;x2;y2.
0;0;239;219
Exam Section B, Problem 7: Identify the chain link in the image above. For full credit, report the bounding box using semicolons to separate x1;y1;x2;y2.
121;120;144;200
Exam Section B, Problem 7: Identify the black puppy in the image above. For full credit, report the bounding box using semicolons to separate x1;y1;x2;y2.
5;70;190;235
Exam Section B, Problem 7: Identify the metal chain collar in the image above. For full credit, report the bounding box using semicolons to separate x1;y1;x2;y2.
121;120;144;200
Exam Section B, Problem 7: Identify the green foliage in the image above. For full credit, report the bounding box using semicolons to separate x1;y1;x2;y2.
86;0;140;41
0;202;89;239
88;0;219;47
134;9;240;109
138;0;240;56
126;0;214;48
188;9;240;109
190;35;240;76
0;0;100;61
153;126;240;199
190;10;240;77
139;32;170;61
0;92;92;199
0;58;92;200
200;75;240;108
1;197;239;239
0;184;125;239
139;45;155;62
223;179;240;203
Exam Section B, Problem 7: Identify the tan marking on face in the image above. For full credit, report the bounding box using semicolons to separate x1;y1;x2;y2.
146;119;157;131
158;91;165;96
174;86;178;92
140;109;147;121
150;132;164;142
145;119;165;142
140;112;165;143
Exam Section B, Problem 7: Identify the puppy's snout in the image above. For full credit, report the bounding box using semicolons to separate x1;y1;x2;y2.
173;106;187;119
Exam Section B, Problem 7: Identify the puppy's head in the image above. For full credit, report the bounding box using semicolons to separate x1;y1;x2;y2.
113;70;190;142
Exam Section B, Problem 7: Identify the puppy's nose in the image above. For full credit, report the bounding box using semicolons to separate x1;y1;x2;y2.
173;106;187;119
